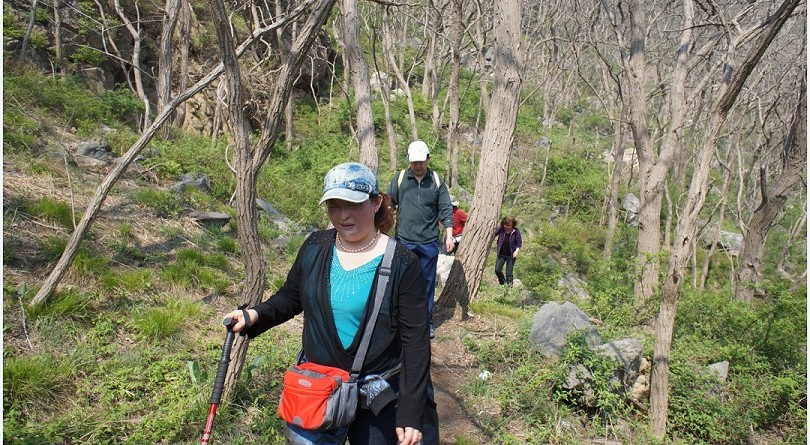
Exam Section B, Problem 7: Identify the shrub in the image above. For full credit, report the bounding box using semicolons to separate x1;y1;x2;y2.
553;332;630;419
541;154;607;223
668;361;748;444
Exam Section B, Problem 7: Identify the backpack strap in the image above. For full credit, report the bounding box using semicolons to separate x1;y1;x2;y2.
395;169;406;205
350;238;397;380
432;170;441;191
395;168;442;204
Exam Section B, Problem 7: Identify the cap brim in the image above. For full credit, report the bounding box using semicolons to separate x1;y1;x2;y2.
409;155;428;162
319;189;370;205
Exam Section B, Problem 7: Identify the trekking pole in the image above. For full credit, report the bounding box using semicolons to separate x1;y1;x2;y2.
201;316;236;445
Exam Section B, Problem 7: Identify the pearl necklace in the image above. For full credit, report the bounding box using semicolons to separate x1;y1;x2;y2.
337;230;380;253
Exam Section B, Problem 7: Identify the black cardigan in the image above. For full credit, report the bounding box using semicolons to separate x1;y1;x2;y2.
245;229;431;430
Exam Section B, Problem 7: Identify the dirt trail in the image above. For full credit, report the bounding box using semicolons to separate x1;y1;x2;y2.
430;307;491;444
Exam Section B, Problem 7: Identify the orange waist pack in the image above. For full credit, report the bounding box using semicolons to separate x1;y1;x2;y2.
278;362;359;431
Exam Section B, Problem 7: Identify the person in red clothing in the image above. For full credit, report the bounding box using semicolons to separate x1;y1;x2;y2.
447;197;468;254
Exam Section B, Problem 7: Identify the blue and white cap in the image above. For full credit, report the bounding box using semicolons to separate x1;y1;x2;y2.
319;162;379;205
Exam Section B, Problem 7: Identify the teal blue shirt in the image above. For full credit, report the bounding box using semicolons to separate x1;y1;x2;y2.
330;246;383;349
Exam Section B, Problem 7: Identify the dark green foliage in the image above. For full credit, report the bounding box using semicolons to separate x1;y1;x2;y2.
4;68;134;134
668;361;748;444
553;332;630;418
541;154;607;223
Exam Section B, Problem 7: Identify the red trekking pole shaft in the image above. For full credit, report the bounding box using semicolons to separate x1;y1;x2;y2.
201;317;236;445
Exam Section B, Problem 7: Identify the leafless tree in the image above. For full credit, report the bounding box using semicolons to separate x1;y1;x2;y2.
734;68;806;301
374;7;401;170
20;0;39;63
31;0;322;307
114;0;152;131
51;0;65;77
650;0;801;436
341;0;377;169
445;0;463;187
157;0;181;138
207;0;338;398
173;0;191;129
437;0;523;311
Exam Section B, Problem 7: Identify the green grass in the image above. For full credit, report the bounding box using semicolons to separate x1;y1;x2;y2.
24;196;78;229
3;353;75;415
130;298;202;342
133;189;185;218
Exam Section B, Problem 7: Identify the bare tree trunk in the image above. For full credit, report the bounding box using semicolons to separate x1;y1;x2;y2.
446;0;462;187
52;0;65;77
603;108;626;260
437;0;523;310
158;0;181;139
650;0;800;436
173;0;190;128
209;0;338;400
208;0;263;402
20;0;39;63
474;1;490;118
699;158;732;290
424;0;441;132
341;0;377;170
385;30;419;142
380;8;400;170
734;71;806;301
776;199;806;277
114;0;152;131
31;0;325;306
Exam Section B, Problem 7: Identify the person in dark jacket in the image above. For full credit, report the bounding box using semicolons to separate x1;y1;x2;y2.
387;140;454;339
493;216;522;286
223;162;434;445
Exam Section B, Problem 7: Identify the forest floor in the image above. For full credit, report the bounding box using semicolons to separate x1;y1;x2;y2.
430;305;493;445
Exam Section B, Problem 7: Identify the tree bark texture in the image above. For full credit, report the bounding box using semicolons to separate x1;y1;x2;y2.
341;0;377;171
734;70;806;301
446;0;463;188
650;0;800;436
114;0;152;131
158;0;181;138
437;0;523;310
173;0;191;128
218;0;338;397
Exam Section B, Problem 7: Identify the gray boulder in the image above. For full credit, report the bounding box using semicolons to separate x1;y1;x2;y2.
188;211;230;227
529;301;602;356
170;173;212;194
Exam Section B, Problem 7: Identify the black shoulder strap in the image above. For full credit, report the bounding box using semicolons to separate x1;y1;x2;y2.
350;238;397;379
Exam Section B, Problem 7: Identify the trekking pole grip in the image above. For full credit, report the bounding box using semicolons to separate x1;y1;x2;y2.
209;317;236;405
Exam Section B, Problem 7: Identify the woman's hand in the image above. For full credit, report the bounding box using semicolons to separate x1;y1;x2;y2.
396;426;423;445
223;308;257;333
